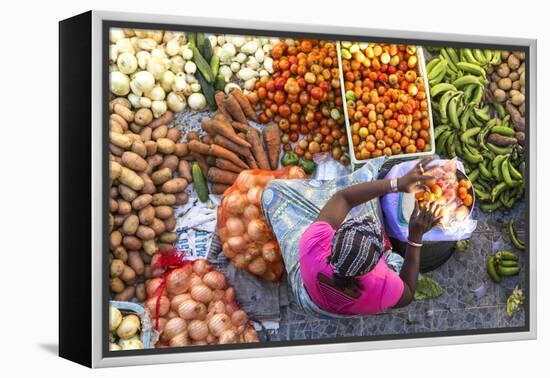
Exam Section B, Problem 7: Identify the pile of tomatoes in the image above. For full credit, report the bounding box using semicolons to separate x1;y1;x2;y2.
247;39;349;165
341;43;431;160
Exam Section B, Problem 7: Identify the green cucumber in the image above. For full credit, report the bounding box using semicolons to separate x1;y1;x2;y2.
210;55;220;77
192;163;210;202
197;33;212;62
191;46;215;83
195;70;217;109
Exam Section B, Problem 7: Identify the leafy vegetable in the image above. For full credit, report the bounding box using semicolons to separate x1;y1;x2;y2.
506;286;525;317
414;277;444;300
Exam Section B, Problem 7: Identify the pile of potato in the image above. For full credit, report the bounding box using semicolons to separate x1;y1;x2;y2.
487;51;526;138
109;98;194;301
109;306;145;351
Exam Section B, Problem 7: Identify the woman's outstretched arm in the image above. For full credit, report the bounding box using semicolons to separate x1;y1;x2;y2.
317;157;435;229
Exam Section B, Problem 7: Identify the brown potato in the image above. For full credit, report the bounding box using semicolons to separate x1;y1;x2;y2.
175;192;189;205
144;140;157;156
112;246;128;262
131;140;147;158
114;103;134;122
138;205;155;225
152;125;168;140
110;97;131;112
109;143;125;157
110;120;124;134
146;154;163;175
140;126;152;142
110;259;125;277
128;251;145;275
159;232;178;244
122;214;139;235
117;200;132;215
160;155;179;172
118;184;137;201
132;194;153;210
174;143;189;157
139;173;156;194
111;187;120;198
113;213;129;227
110;161;122;180
178;160;193;182
109;198;118;213
155;205;174;219
110;132;132;149
497;77;512;91
157;138;176;154
119;167;145;191
143;239;158;256
135;283;146;302
166;127;181;142
158;243;173;252
493;88;506;103
141;251;152;264
162;178;187;193
496;63;510;78
121;151;148;172
114;286;135;301
150;218;166;235
110;230;122;250
110;277;125;293
136;225;156;240
120;265;136;284
110;113;128;131
123;235;142;250
151;167;173;185
164;216;176;231
129;122;143;134
507;54;520;70
152;193;176;206
135;108;153;126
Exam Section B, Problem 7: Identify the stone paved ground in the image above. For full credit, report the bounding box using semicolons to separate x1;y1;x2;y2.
262;199;527;342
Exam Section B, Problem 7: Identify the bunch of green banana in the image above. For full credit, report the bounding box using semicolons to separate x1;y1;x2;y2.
428;47;524;212
486;251;520;284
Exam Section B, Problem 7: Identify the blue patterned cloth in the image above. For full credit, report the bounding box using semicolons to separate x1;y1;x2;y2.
261;158;404;319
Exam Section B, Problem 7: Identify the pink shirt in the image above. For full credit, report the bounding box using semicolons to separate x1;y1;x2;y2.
299;221;404;315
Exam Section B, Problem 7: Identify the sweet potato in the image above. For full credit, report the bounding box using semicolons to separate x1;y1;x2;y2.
149;111;174;129
262;123;281;170
207;167;238;185
506;101;525;131
487;133;517;147
230;88;257;121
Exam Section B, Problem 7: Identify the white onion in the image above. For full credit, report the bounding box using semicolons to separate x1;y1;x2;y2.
109;306;122;332
116;314;141;339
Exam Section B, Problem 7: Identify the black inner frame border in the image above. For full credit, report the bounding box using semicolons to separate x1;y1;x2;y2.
102;19;530;359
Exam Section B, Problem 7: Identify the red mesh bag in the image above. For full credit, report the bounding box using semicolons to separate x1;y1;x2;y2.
217;166;307;282
144;248;259;347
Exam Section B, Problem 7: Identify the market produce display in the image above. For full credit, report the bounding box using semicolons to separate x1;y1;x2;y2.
249;39;348;165
428;47;525;212
217;166;307;282
145;253;259;346
106;26;529;349
341;43;432;160
109;305;146;350
109;103;191;302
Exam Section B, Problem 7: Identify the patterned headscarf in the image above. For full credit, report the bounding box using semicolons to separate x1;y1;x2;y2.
329;215;385;277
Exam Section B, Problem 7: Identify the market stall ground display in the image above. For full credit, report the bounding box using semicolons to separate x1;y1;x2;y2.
105;25;528;353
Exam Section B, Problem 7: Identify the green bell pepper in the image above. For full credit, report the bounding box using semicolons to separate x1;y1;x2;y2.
282;151;299;166
299;159;316;174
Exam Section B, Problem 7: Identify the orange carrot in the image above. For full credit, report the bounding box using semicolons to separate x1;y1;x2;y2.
246;155;258;169
262;123;281;170
231;121;255;133
246;129;270;170
213;134;253;160
188;140;249;169
230;88;258;121
201;119;217;136
211;183;231;195
186;131;200;142
205;155;217;165
209;119;251;148
223;94;247;123
215;92;232;120
207;167;238;185
202;134;214;145
191;152;209;177
215;158;244;173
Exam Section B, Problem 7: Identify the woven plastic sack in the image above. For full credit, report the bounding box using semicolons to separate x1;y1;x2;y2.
217;166;307;282
381;158;477;242
144;248;259;347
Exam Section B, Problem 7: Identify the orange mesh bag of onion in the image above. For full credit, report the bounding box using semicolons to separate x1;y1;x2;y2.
144;248;259;347
217;166;307;282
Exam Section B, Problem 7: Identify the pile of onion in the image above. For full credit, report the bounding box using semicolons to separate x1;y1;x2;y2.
217;166;306;282
144;258;259;348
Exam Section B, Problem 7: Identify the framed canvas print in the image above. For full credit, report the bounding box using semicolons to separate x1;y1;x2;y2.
59;10;537;368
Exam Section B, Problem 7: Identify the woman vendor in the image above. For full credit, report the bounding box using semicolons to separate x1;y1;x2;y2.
298;156;441;316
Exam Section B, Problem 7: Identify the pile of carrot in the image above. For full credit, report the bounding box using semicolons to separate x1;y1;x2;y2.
188;88;281;195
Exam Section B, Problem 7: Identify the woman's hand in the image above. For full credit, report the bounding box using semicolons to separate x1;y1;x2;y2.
408;200;442;243
398;156;436;193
